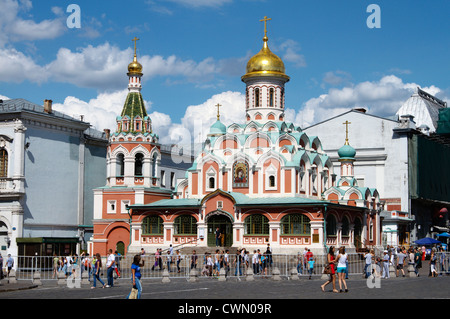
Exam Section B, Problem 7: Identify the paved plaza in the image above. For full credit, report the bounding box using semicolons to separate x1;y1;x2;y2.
1;266;448;303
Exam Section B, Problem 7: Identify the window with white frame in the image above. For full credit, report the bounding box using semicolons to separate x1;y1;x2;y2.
206;167;217;191
107;200;117;214
265;164;277;190
121;200;130;214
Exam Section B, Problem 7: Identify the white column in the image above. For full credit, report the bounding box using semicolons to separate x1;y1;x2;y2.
13;120;26;192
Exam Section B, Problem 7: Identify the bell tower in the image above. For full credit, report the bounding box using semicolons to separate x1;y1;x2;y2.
241;16;290;123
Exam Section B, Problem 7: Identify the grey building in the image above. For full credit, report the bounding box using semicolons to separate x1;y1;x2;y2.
0;98;108;258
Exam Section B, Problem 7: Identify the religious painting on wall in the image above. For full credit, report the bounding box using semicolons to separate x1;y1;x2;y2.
233;161;249;188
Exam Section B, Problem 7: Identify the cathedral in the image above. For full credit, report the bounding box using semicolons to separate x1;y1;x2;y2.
91;18;382;255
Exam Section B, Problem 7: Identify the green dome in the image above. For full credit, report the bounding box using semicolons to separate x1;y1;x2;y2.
338;144;356;159
209;120;226;136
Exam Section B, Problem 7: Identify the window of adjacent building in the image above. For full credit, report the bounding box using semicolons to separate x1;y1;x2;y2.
174;215;197;235
0;149;7;178
244;214;269;235
170;172;175;189
281;214;311;235
161;170;165;187
142;216;164;235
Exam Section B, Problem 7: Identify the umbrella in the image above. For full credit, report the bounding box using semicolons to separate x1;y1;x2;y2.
414;237;441;245
437;232;450;238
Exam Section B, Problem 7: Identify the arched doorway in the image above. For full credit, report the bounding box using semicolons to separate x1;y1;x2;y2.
207;214;233;247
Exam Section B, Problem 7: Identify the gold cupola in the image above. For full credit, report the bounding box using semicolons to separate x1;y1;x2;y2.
128;37;143;76
242;16;289;81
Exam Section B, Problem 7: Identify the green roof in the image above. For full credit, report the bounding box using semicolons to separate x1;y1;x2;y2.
119;92;149;133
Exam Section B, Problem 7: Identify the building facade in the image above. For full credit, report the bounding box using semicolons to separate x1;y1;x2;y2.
0;98;108;258
126;20;382;255
90;41;193;256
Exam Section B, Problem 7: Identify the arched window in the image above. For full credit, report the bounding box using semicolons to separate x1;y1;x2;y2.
342;216;350;237
209;177;215;189
269;175;275;188
0;149;8;178
281;214;311;235
255;88;260;107
244;214;269;235
142;216;164;235
326;214;337;236
116;153;125;176
269;88;274;107
135;153;144;176
174;215;197;235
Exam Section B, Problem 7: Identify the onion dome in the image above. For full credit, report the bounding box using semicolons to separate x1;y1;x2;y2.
128;55;143;76
209;120;226;136
338;143;356;159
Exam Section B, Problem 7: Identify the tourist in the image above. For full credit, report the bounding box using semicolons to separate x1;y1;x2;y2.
364;249;373;278
127;254;144;299
92;253;106;289
106;249;116;287
234;249;243;276
308;257;315;280
336;247;348;293
190;250;198;270
206;253;214;276
252;250;259;275
52;253;59;279
223;250;230;276
176;250;183;273
429;250;438;277
396;247;406;277
381;250;390;278
321;246;338;293
414;247;422;276
296;252;303;275
213;249;221;276
114;251;121;278
215;227;221;247
152;248;160;271
166;251;172;272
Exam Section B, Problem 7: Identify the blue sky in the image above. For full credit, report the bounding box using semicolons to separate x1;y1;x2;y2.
0;0;449;144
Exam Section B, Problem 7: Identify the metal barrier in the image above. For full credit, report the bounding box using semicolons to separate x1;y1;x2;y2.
4;252;450;282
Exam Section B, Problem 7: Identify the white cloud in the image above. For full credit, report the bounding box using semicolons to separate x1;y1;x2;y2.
52;89;153;132
0;47;47;83
296;75;445;128
0;0;65;46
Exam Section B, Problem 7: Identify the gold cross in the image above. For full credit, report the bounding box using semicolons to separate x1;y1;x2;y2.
215;103;222;121
132;37;140;56
260;16;272;37
343;120;351;145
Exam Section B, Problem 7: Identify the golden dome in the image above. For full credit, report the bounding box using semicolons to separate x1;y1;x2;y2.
128;55;143;75
242;36;289;81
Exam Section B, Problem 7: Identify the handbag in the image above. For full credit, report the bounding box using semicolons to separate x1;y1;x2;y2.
128;287;138;299
323;264;332;275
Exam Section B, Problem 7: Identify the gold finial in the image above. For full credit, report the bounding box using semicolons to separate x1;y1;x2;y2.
132;37;140;58
260;16;272;38
343;120;351;145
215;103;222;121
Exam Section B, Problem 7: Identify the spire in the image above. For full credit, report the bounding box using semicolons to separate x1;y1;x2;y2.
215;103;222;121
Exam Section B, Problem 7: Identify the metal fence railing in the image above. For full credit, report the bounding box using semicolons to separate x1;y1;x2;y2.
3;252;450;282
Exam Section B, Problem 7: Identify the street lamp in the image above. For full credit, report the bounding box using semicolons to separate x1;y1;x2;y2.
126;204;132;255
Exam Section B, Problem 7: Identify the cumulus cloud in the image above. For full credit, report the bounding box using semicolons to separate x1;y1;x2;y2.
52;89;153;131
0;47;47;83
0;0;65;46
296;75;446;128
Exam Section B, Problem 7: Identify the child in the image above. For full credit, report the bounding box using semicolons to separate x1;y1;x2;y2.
308;257;315;279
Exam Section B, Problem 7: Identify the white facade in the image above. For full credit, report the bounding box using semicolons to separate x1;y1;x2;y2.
303;109;409;213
